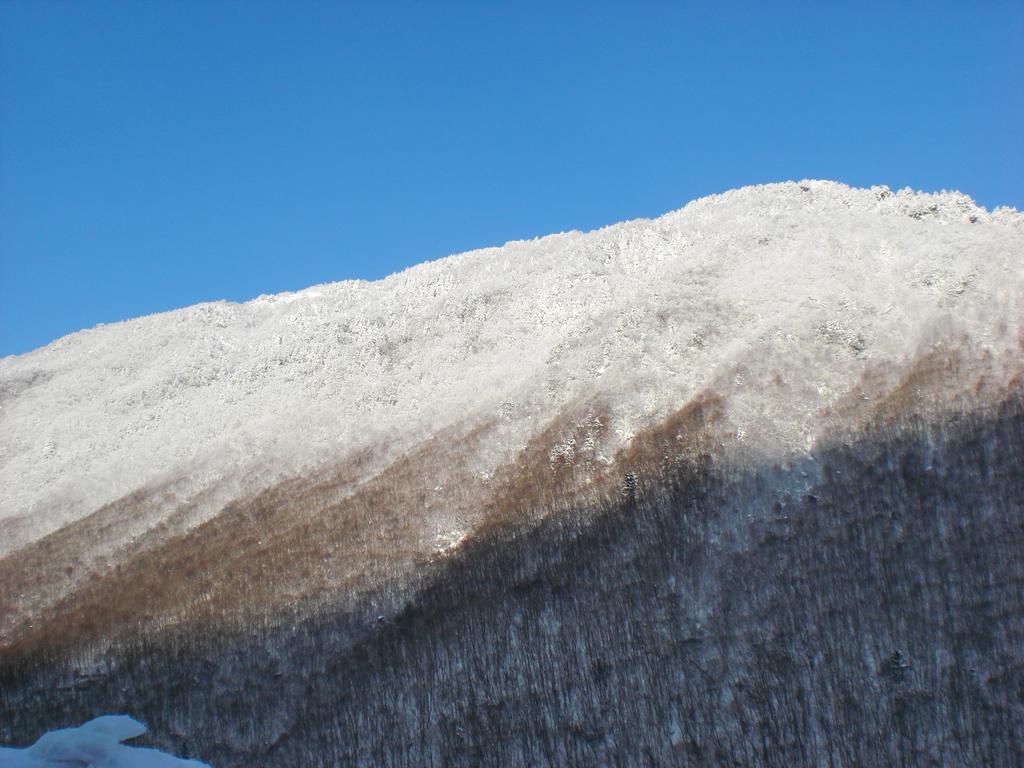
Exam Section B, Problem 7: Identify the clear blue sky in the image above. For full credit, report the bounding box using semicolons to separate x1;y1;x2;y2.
1;1;1021;356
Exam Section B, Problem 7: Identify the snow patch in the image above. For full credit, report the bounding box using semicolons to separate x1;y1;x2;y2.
0;715;208;767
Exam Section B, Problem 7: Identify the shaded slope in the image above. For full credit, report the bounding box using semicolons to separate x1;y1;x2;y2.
2;390;1022;766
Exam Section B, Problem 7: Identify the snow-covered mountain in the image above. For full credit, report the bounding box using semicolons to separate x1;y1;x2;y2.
2;181;1022;766
3;181;1020;550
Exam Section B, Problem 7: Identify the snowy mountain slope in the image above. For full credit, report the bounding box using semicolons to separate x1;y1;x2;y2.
2;181;1023;766
2;181;1021;563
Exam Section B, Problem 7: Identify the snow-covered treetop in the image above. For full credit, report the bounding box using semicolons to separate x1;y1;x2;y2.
1;180;1021;554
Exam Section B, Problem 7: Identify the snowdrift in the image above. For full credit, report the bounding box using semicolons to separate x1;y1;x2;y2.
0;716;208;767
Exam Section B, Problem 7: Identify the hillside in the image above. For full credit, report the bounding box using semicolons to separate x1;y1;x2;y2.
1;181;1022;766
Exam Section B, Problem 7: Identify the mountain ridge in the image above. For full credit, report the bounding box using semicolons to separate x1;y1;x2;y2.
2;179;1022;766
2;179;1020;559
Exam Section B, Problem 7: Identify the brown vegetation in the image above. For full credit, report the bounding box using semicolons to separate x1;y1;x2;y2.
1;339;1018;684
1;386;732;666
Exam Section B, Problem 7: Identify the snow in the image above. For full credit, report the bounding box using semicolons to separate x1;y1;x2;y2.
0;715;208;767
0;181;1021;558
